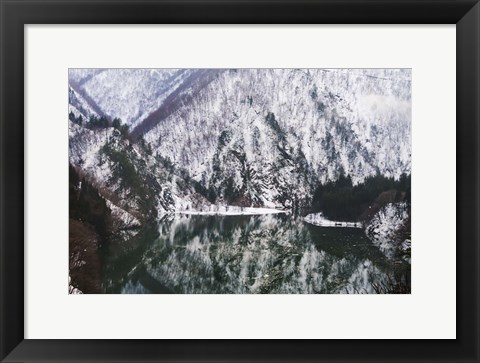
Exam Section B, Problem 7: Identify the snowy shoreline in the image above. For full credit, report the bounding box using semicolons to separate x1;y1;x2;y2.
303;212;362;228
175;206;289;216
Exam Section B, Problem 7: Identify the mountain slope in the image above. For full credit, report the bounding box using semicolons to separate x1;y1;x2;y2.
69;68;411;214
68;69;197;128
69;121;209;220
143;68;411;210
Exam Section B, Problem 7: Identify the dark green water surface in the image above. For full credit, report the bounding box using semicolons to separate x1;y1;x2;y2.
101;214;410;294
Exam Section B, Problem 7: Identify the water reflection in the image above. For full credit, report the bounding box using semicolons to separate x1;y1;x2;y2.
103;214;410;294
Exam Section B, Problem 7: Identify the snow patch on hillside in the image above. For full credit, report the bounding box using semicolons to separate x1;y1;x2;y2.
176;205;289;216
303;212;363;228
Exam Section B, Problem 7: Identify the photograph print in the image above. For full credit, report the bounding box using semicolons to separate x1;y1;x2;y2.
68;68;411;294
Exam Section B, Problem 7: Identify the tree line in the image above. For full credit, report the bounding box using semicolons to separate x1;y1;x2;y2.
69;112;129;138
311;173;411;221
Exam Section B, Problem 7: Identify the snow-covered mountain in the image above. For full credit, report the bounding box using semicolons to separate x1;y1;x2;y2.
143;69;411;210
69;120;209;219
69;68;412;294
69;68;411;216
68;68;199;128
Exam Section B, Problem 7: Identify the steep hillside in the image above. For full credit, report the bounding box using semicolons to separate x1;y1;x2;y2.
69;69;198;128
69;68;411;214
143;69;411;210
69;120;209;217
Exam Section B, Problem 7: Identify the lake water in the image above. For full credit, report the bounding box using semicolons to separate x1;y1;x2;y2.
101;214;410;294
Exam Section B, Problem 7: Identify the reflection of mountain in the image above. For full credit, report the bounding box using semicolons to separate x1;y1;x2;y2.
116;215;409;294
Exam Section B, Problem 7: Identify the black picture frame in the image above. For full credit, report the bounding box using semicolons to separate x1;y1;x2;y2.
1;0;479;362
